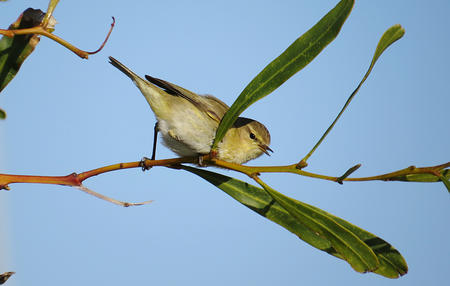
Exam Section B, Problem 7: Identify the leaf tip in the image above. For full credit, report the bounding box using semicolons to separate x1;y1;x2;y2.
391;24;406;38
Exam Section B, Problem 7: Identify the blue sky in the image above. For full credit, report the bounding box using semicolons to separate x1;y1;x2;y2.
1;1;449;285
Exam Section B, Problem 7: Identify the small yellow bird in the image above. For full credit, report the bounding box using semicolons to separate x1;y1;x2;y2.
109;56;272;164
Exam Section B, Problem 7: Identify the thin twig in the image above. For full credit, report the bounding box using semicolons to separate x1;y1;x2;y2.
207;158;450;183
86;17;115;55
77;185;153;207
0;17;115;59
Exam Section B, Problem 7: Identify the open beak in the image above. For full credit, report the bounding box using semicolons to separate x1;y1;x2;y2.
259;144;273;156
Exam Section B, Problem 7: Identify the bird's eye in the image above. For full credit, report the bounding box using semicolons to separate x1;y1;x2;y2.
249;132;256;140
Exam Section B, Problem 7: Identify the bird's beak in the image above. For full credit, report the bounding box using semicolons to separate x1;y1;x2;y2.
259;144;273;156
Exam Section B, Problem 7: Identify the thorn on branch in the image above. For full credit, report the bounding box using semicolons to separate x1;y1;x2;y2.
336;164;362;184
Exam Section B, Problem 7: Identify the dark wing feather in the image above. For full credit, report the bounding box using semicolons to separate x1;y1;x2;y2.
145;75;228;123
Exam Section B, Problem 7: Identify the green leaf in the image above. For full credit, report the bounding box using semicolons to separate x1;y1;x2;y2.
386;168;449;183
211;0;354;149
0;8;45;92
301;24;405;163
306;203;408;278
438;174;450;193
0;108;5;119
372;24;405;66
257;179;379;274
182;166;407;278
184;165;332;250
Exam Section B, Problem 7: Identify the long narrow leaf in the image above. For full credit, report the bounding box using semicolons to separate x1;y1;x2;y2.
182;166;407;278
257;179;379;273
185;166;333;250
0;8;44;92
212;0;354;149
301;24;405;163
306;203;408;278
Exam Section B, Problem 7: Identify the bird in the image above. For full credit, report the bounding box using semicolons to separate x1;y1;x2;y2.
109;56;272;164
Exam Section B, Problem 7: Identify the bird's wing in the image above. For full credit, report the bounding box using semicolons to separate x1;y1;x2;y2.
202;95;229;122
145;75;228;123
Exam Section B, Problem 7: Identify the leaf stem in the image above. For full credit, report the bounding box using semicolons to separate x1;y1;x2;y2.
42;0;60;28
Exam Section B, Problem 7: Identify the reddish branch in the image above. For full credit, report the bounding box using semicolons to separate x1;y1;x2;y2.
0;157;197;190
0;157;199;207
1;157;448;206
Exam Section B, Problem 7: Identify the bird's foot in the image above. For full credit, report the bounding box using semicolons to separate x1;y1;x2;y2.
139;157;153;171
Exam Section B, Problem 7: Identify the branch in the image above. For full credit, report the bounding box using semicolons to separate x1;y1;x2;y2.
203;158;450;184
0;16;115;59
1;155;447;196
0;157;198;206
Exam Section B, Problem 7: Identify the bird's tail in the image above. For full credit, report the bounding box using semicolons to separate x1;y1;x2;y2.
108;56;143;83
108;56;170;117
